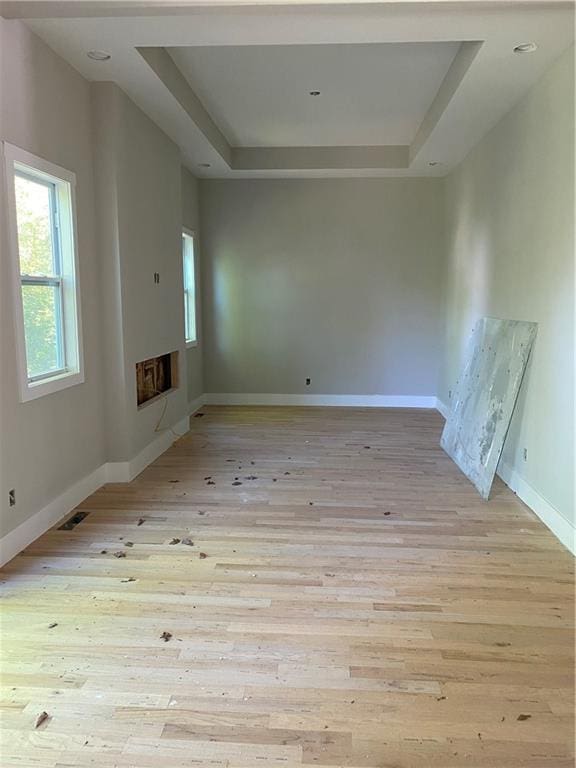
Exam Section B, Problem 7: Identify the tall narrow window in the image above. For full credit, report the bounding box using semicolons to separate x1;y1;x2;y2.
4;143;84;401
182;230;197;346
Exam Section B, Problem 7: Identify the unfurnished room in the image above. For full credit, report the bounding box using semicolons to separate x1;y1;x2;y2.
0;1;574;766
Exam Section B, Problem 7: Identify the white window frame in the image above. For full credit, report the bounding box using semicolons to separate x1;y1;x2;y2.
4;142;84;402
182;228;199;348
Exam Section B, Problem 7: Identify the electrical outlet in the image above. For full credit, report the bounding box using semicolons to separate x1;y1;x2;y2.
9;489;15;507
523;448;528;462
305;377;311;386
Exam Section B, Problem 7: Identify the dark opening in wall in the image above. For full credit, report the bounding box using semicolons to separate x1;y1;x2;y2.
136;351;179;408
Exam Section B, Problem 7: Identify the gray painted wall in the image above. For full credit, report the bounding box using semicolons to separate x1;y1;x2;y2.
199;178;445;396
93;82;189;462
0;19;105;537
181;168;204;404
440;45;575;526
0;23;194;542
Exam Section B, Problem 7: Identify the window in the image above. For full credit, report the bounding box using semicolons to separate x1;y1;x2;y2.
182;230;198;346
4;143;84;401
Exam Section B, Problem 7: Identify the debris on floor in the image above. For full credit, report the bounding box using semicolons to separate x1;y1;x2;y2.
35;712;49;728
113;551;126;558
199;552;207;559
137;518;145;526
124;541;134;547
160;631;172;642
48;623;58;629
181;538;194;546
517;714;532;721
169;538;180;545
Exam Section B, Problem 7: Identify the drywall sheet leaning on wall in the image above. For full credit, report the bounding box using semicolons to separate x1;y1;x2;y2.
441;317;537;499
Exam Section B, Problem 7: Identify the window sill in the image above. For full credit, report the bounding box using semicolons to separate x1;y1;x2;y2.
185;340;199;349
20;369;84;403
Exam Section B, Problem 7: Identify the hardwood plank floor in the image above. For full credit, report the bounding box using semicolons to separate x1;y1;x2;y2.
1;406;574;767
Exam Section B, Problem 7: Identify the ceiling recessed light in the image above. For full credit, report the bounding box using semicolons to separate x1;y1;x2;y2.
513;42;537;54
198;163;211;168
87;50;111;61
309;90;321;96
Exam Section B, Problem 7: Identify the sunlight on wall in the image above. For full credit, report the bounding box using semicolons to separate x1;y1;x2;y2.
213;253;240;360
444;171;493;393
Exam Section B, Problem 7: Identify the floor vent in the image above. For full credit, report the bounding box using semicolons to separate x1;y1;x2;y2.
58;510;90;530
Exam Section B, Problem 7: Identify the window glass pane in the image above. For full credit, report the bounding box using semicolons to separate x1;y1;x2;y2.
21;283;63;379
185;289;197;343
183;234;196;343
183;237;194;291
15;173;57;276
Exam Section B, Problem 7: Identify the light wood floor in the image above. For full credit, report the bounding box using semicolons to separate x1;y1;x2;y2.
1;406;574;767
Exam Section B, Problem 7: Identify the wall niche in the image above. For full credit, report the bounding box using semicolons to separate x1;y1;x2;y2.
136;351;179;408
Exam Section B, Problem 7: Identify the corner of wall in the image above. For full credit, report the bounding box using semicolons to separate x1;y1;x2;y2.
435;403;575;555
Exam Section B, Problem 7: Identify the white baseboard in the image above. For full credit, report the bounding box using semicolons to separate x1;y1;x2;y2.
435;398;451;419
436;400;575;555
105;414;191;482
0;464;107;568
497;460;575;555
188;393;206;415
205;393;437;408
0;413;192;568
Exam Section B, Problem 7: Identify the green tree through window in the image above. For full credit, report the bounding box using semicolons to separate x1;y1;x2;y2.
15;174;64;379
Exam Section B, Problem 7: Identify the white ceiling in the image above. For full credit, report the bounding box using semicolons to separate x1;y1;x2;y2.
168;42;461;147
5;0;574;178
